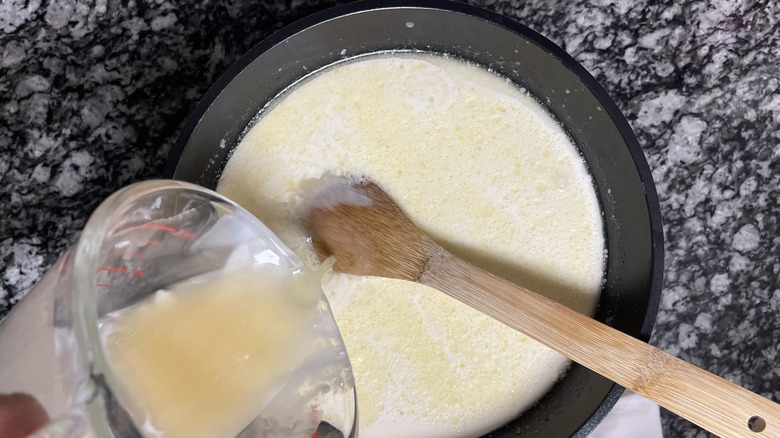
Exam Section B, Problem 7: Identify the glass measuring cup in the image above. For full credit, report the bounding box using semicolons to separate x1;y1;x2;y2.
0;180;358;438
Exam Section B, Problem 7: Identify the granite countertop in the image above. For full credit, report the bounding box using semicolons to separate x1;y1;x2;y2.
1;0;778;436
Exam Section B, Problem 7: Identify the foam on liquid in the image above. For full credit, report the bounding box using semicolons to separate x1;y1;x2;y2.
218;54;605;437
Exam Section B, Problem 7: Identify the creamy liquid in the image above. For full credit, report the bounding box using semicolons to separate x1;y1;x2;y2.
101;266;326;438
218;54;605;437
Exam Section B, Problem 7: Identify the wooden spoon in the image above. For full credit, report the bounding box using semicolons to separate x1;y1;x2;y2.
303;178;780;438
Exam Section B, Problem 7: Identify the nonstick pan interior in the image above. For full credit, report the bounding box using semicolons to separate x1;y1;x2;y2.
166;1;664;436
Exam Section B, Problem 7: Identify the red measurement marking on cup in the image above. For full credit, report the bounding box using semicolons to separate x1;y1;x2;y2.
97;268;146;277
119;224;195;239
99;267;129;273
96;267;147;287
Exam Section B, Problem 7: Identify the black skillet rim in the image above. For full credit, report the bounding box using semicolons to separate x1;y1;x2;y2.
164;0;665;435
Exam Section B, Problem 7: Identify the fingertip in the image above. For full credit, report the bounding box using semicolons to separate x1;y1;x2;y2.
0;393;50;438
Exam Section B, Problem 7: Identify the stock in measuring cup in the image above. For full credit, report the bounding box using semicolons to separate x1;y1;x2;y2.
0;180;358;438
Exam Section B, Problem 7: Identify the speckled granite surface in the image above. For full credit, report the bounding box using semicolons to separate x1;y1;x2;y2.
1;0;778;436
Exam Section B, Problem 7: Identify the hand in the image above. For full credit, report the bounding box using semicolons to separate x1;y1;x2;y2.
0;393;50;438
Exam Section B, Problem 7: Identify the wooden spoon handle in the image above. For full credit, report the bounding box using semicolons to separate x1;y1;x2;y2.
420;246;780;438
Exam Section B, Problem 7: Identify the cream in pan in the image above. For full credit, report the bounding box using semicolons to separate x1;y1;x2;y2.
218;53;605;437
